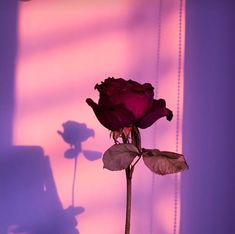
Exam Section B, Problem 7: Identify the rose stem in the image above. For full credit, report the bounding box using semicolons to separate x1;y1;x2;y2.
122;134;134;234
125;166;134;234
72;155;78;207
122;128;141;234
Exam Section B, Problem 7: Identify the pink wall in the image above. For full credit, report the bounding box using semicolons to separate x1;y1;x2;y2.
14;0;185;233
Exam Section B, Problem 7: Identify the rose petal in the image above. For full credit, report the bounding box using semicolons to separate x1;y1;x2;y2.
98;91;152;120
95;77;126;96
97;78;154;120
137;99;173;129
86;98;135;131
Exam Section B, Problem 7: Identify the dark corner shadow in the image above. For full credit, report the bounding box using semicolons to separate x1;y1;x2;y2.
0;2;84;231
0;2;99;234
0;146;83;234
0;0;18;150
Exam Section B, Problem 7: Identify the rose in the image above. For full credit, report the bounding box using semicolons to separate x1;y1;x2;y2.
86;77;173;131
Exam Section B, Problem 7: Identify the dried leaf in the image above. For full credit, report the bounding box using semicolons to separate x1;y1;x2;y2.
103;143;139;171
143;149;189;175
111;129;122;143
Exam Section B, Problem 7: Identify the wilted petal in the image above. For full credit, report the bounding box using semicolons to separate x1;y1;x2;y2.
98;88;153;120
86;98;135;131
95;77;126;96
97;78;154;120
111;127;132;143
137;99;173;129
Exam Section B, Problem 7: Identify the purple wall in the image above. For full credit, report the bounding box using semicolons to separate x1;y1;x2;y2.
0;0;18;151
181;1;235;233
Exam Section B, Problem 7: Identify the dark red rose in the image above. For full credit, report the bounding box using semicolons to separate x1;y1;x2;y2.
86;77;173;131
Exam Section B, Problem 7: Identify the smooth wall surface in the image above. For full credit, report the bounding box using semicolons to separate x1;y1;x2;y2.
0;0;17;150
0;0;185;233
181;1;235;234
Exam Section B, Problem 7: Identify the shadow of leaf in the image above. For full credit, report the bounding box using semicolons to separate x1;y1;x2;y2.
83;150;102;161
64;148;80;159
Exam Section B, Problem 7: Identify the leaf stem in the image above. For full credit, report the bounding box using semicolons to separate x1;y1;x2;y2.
132;155;142;168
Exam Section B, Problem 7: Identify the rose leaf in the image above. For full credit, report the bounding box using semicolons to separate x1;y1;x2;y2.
103;143;140;171
142;149;189;175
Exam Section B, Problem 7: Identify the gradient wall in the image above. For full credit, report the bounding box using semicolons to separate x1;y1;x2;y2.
1;0;185;233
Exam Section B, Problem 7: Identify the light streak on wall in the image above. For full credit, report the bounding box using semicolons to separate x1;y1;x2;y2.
15;0;185;233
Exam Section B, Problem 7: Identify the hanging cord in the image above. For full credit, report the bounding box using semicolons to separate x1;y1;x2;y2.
154;0;163;97
173;0;183;234
150;0;162;233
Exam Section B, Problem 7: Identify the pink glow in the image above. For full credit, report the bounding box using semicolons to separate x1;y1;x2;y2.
15;0;185;233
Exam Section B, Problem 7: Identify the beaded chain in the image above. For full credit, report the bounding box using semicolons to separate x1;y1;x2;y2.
173;0;183;234
150;0;163;233
151;0;183;234
154;0;163;97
